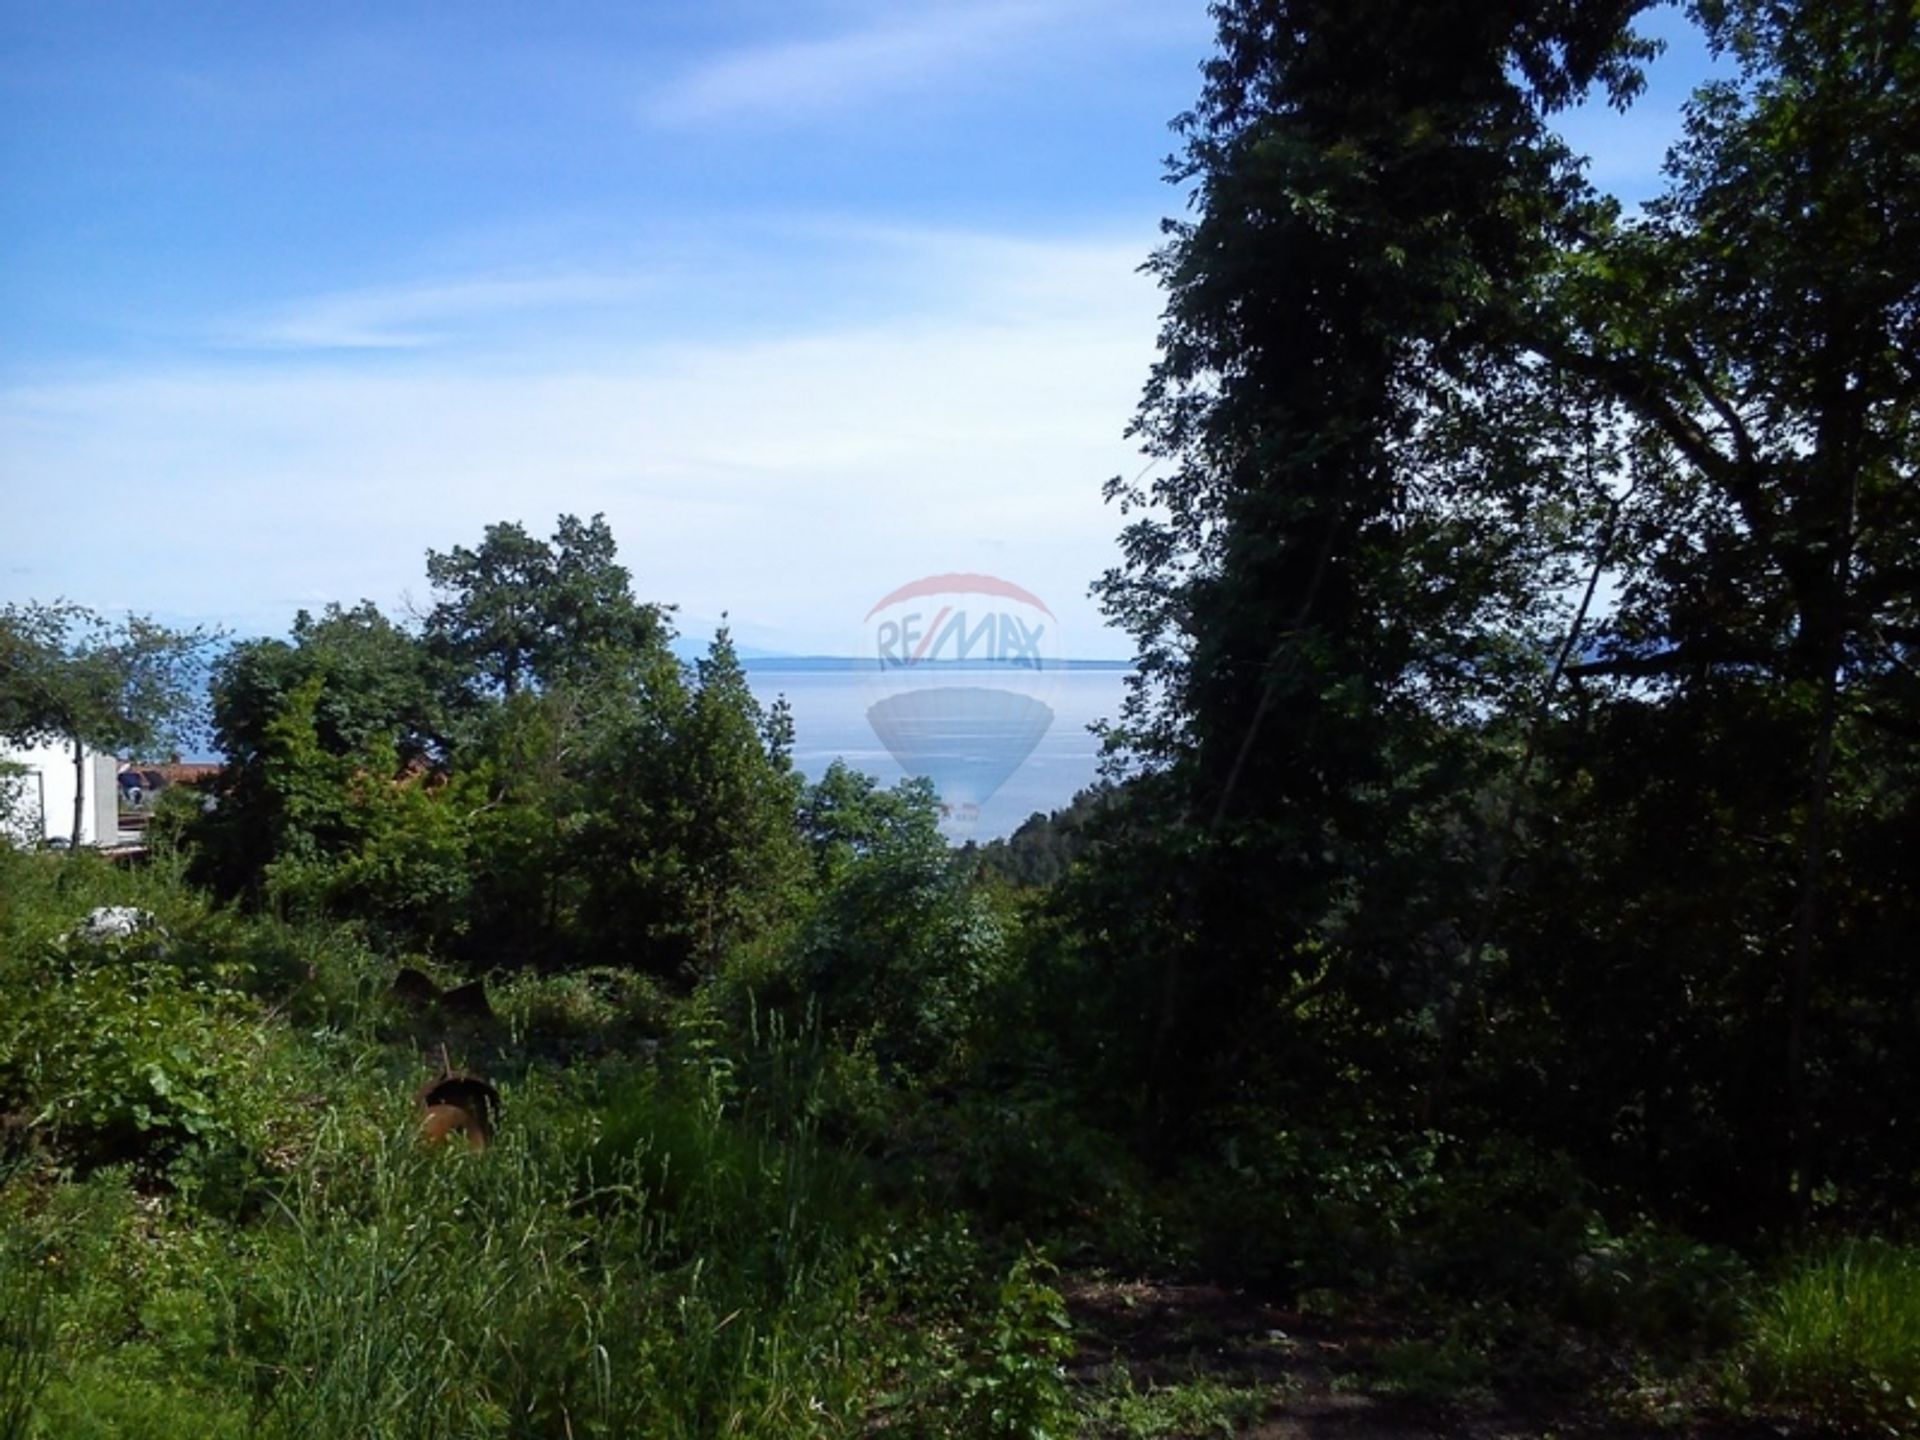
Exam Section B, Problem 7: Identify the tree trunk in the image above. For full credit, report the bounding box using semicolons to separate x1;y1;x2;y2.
1785;491;1859;1223
1423;479;1624;1127
69;732;86;849
1786;663;1839;1222
1783;301;1866;1221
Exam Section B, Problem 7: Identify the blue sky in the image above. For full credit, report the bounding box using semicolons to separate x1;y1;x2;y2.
1;1;1720;657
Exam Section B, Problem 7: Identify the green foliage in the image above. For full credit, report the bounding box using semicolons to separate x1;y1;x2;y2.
492;966;669;1058
0;870;1060;1439
711;759;1009;1086
193;606;448;905
5;13;1917;1436
572;625;805;979
424;512;666;701
253;736;484;958
963;785;1111;890
307;765;479;948
0;602;218;761
1351;1335;1494;1405
249;1128;610;1437
1089;0;1657;1129
0;760;28;844
792;810;1009;1076
188;528;803;982
586;1065;877;1284
0;1166;260;1440
1070;0;1920;1251
798;760;943;886
1471;0;1920;1234
0;864;275;1195
1739;1242;1920;1434
1560;1226;1752;1353
0;935;260;1177
29;1368;252;1440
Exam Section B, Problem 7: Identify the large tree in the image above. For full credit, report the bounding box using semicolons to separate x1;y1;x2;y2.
0;601;218;846
424;513;668;701
190;523;805;979
1086;0;1919;1231
1490;0;1920;1222
193;602;445;900
1091;0;1654;1126
573;625;806;979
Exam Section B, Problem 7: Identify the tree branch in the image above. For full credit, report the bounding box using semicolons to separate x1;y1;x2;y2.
1565;641;1780;679
1531;333;1782;545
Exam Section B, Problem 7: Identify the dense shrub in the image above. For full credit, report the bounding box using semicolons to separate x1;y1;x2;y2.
792;836;1012;1077
0;919;269;1194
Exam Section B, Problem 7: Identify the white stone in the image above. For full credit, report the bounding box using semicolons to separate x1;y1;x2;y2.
75;906;157;942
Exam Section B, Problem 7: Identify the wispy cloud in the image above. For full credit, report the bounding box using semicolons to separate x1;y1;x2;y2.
221;272;657;351
646;1;1080;126
1;227;1160;654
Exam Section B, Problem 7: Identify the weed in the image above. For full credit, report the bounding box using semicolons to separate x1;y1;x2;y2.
1080;1363;1275;1437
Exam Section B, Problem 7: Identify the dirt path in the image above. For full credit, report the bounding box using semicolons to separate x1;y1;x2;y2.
1061;1274;1809;1440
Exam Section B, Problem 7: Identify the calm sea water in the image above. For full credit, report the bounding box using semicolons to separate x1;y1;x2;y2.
744;663;1132;841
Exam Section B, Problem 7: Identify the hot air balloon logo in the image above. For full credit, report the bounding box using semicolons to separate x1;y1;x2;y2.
862;574;1061;831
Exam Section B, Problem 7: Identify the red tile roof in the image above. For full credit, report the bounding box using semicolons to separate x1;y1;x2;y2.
121;762;223;785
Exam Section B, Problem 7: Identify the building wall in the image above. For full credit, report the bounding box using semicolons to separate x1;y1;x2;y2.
0;737;119;846
94;752;120;842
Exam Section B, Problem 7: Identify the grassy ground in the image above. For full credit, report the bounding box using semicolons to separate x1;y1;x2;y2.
2;849;1914;1438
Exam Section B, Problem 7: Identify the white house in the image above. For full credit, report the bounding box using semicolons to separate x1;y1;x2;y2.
0;737;120;847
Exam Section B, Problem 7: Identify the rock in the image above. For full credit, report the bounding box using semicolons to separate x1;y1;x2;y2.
73;906;158;942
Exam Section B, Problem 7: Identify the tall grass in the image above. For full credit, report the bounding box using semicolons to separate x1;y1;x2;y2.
247;1075;885;1439
0;1237;53;1440
1743;1240;1920;1432
4;1081;904;1440
256;1120;600;1436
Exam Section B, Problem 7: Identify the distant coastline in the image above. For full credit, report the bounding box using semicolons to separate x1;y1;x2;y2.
739;656;1135;673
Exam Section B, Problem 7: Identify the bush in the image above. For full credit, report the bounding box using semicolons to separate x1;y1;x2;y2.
955;1253;1076;1440
0;925;269;1191
28;1368;252;1440
228;1072;892;1439
0;1164;263;1440
1080;1364;1273;1439
792;841;1012;1079
1560;1224;1751;1353
493;966;669;1059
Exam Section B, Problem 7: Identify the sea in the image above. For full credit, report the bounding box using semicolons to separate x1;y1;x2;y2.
742;660;1133;841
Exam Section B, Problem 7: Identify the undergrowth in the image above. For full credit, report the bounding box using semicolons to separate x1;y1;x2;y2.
2;845;1911;1439
0;849;1075;1439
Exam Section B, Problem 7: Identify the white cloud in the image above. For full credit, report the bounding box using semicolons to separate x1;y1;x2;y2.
221;272;659;351
0;228;1161;656
646;1;1079;126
